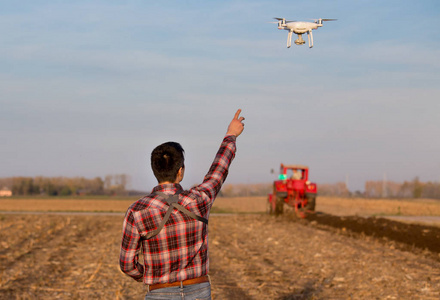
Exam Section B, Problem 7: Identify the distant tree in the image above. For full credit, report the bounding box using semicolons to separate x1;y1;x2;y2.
59;186;73;196
219;183;273;197
365;180;407;198
422;181;440;199
363;177;440;200
219;184;234;197
319;182;350;197
90;177;104;195
0;178;13;190
103;173;130;195
354;190;364;197
399;181;413;198
412;177;423;198
3;176;108;196
104;175;113;190
11;177;36;195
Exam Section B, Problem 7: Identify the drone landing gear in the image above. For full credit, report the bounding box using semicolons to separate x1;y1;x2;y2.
307;30;314;48
294;34;305;45
287;31;293;48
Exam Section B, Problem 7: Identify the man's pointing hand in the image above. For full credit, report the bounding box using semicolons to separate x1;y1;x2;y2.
226;109;245;137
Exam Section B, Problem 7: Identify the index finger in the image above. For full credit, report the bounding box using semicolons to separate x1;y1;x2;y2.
233;109;242;119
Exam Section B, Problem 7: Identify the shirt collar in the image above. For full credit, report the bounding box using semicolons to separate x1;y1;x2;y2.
152;183;184;195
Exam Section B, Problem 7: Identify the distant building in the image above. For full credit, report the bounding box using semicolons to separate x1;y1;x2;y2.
0;187;12;197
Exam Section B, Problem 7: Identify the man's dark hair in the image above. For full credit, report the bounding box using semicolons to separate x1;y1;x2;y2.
151;142;185;183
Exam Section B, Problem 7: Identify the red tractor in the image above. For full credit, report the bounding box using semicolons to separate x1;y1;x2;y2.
268;164;318;218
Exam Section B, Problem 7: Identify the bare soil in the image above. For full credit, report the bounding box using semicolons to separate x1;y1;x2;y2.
309;213;440;253
1;196;440;299
209;213;440;300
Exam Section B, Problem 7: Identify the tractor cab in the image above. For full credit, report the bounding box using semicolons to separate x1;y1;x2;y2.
279;164;309;181
276;164;310;194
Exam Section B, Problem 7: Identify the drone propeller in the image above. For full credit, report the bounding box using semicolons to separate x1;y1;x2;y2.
312;18;337;22
311;18;337;25
273;17;296;22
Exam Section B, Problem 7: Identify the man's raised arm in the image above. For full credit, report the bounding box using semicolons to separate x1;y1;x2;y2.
194;109;245;201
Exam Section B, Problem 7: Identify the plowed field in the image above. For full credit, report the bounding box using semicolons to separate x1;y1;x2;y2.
1;196;439;299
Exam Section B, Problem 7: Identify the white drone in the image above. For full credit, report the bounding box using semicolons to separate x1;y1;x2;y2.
272;18;337;48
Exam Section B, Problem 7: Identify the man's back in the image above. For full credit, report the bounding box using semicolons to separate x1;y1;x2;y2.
123;185;209;284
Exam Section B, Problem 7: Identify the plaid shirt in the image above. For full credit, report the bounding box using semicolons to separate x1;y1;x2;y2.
120;135;236;285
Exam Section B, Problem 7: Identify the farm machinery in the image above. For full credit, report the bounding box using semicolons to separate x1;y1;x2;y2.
268;164;318;218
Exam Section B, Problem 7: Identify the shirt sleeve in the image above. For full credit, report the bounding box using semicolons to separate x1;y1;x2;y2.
119;209;144;281
193;134;237;204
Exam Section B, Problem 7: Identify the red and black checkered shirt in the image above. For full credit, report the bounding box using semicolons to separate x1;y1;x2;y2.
119;135;236;285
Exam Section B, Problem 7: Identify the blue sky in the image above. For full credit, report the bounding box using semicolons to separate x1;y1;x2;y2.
1;0;439;192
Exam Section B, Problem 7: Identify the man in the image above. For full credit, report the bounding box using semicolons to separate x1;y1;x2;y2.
120;109;245;299
292;169;302;180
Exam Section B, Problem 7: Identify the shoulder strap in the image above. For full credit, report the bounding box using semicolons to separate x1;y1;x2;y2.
144;192;208;240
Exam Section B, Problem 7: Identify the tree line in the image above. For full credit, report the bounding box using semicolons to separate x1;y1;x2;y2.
2;175;439;199
218;178;440;200
364;177;440;199
0;174;131;196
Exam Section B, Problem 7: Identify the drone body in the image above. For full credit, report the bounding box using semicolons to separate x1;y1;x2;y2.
273;18;337;48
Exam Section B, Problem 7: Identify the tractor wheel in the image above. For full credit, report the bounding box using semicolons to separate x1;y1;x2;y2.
267;199;274;215
275;197;284;216
305;197;316;211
